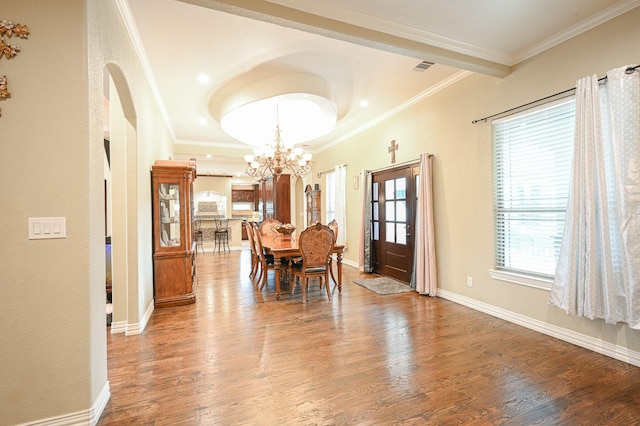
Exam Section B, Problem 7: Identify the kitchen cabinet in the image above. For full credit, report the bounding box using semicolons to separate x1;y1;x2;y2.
258;175;291;224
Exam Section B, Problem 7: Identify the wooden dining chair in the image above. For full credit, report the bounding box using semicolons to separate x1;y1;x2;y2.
252;223;277;291
289;222;335;304
260;218;282;236
327;219;338;288
245;221;259;279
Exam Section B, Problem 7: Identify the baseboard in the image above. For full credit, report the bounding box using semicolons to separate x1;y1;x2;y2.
125;298;154;336
17;381;110;426
89;382;110;426
437;289;640;367
109;298;154;336
342;258;358;268
109;320;127;334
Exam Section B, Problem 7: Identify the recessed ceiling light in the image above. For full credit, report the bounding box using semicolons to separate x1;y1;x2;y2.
199;118;207;125
206;154;212;159
360;99;369;108
197;73;210;85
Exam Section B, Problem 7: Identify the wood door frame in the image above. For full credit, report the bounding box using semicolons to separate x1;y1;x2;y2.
371;163;419;283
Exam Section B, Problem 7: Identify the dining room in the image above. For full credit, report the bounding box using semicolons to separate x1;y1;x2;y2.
7;2;640;424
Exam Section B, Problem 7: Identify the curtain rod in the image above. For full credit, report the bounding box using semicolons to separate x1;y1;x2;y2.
472;64;640;124
316;164;346;178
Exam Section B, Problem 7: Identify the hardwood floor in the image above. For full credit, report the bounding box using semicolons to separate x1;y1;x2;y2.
99;249;640;425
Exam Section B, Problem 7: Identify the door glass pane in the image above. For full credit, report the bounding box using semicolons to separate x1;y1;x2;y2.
373;201;379;221
386;201;395;221
385;180;395;200
386;223;395;242
396;223;407;245
395;178;406;198
397;200;406;222
373;182;379;201
373;222;379;240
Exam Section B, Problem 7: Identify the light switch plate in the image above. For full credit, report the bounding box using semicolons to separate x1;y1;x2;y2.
29;217;66;239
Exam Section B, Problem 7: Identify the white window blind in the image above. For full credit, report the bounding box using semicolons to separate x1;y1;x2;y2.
493;98;575;277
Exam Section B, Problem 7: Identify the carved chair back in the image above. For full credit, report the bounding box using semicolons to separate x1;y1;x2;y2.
299;222;335;269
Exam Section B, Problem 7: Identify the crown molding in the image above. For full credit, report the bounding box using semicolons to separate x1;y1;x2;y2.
319;69;473;152
513;0;640;64
269;0;640;67
269;0;512;65
114;0;176;140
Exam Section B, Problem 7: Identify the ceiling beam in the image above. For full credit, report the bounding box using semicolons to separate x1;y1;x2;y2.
179;0;512;78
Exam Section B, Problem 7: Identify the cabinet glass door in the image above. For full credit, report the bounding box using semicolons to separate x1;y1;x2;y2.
159;182;181;247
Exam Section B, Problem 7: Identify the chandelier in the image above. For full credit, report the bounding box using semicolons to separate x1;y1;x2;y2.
215;73;336;181
244;123;312;181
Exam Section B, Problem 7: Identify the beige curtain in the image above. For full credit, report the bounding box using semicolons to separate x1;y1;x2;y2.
334;164;347;247
359;170;373;272
414;153;437;295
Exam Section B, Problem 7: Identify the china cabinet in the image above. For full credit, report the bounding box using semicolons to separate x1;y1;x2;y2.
151;159;197;307
305;184;321;225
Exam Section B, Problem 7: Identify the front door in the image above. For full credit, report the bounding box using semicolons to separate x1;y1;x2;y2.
371;165;418;283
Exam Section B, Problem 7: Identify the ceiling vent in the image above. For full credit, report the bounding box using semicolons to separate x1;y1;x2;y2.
413;60;434;72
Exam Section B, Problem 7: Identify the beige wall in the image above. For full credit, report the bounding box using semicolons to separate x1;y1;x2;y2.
1;1;639;424
0;2;96;423
312;8;640;356
0;0;174;424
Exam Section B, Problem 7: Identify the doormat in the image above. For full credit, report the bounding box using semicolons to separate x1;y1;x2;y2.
353;277;414;295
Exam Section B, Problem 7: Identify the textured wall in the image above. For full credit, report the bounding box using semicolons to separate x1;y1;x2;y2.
0;0;175;424
312;6;640;358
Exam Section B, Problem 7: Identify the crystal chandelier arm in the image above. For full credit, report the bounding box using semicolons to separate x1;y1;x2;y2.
243;122;313;181
292;163;312;178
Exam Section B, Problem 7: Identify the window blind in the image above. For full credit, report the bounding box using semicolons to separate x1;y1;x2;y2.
493;98;575;277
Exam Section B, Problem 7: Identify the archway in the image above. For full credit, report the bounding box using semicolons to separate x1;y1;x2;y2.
103;63;147;336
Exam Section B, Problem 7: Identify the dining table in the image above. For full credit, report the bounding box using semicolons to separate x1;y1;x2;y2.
260;233;345;300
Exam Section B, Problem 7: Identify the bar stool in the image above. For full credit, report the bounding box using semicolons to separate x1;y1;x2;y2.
194;219;204;254
213;218;230;253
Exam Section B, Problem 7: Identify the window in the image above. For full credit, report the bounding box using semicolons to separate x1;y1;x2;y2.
493;98;575;278
325;171;336;222
384;177;407;245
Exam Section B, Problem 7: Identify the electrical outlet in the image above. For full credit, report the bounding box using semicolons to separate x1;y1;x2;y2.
467;276;473;287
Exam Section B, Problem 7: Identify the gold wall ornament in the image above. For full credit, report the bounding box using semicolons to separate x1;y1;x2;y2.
0;75;9;98
0;21;29;38
0;20;30;116
0;38;21;59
